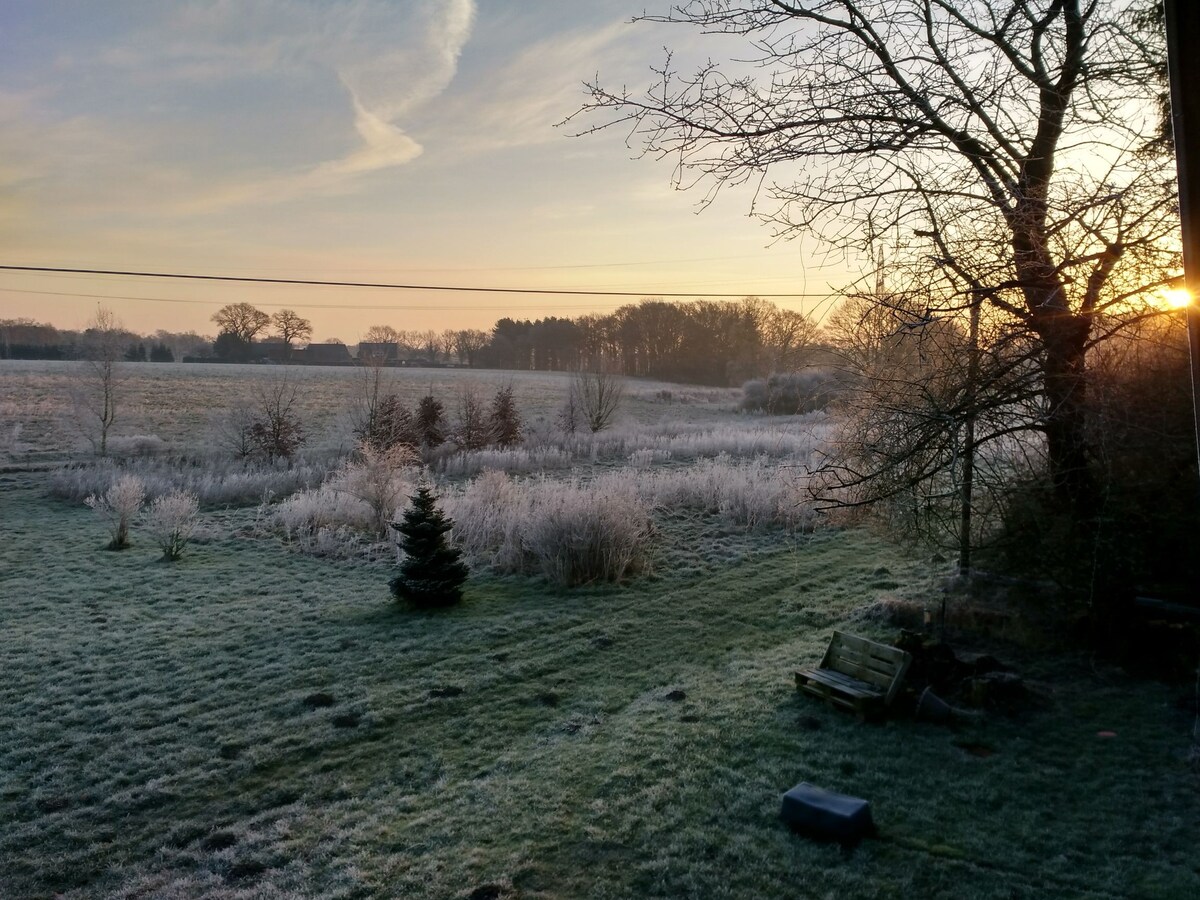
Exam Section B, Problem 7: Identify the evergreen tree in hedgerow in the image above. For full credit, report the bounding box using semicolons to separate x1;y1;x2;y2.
389;485;468;608
487;385;522;447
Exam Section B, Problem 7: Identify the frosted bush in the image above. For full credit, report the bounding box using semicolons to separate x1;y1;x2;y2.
628;448;672;468
49;456;333;507
275;485;376;541
642;455;815;531
85;474;145;550
520;481;654;586
429;415;831;475
440;471;655;585
441;469;530;572
436;446;573;478
144;490;200;560
329;443;419;537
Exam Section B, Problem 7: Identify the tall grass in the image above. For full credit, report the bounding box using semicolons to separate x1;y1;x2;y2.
49;455;336;507
435;416;830;477
441;471;655;585
267;451;817;576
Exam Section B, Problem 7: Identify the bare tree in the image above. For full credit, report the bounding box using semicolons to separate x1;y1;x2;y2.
74;307;125;455
212;303;270;344
352;335;399;450
574;0;1178;517
249;376;306;462
271;309;312;358
417;329;440;363
451;329;489;367
569;368;625;434
363;324;400;345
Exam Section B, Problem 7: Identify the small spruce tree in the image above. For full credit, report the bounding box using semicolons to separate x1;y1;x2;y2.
487;385;522;447
389;485;468;608
414;395;445;448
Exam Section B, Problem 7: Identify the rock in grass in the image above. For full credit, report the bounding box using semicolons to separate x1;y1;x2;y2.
780;782;874;844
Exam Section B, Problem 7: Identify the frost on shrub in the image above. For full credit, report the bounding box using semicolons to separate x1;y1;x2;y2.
50;456;332;507
85;474;145;550
452;387;490;452
742;371;845;414
415;395;445;449
106;434;168;457
521;481;654;586
145;490;200;560
332;443;419;537
442;471;655;586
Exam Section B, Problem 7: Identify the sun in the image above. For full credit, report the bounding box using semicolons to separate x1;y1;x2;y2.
1163;288;1192;309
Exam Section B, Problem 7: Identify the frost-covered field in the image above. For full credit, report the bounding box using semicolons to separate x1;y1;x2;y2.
4;360;830;581
0;360;742;458
2;363;1198;897
3;472;1197;898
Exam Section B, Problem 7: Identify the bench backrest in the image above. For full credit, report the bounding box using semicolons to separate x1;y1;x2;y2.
821;631;912;705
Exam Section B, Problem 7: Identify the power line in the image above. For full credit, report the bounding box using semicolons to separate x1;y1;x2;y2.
0;264;833;300
0;287;631;312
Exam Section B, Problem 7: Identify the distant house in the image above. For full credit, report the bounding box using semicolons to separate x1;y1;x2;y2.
297;343;353;366
356;341;400;365
253;339;292;363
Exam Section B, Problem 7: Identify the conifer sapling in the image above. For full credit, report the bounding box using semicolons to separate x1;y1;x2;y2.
389;484;468;608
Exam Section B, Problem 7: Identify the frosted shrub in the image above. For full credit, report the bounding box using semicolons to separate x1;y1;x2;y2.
145;490;200;560
441;469;529;572
521;482;653;586
85;474;145;550
275;485;376;542
49;456;332;507
628;448;671;468
436;446;573;478
643;455;815;531
441;471;655;585
330;443;418;537
106;434;168;458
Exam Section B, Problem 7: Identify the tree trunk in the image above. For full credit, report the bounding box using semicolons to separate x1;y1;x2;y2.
1037;314;1094;514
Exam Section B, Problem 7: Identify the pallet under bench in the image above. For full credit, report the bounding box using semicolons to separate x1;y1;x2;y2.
795;630;912;719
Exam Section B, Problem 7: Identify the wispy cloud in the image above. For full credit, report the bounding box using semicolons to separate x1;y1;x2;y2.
431;18;638;155
177;0;477;211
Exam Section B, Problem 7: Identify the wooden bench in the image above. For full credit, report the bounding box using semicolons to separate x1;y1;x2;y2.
795;631;912;719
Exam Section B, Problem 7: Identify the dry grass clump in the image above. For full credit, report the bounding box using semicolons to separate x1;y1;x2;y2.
443;470;655;585
639;454;814;531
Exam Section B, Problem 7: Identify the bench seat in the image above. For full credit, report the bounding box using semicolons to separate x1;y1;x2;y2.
795;631;911;719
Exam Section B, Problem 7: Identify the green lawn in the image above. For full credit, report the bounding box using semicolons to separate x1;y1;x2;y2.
1;473;1197;899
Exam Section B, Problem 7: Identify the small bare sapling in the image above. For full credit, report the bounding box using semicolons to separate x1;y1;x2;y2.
85;474;146;550
145;490;201;560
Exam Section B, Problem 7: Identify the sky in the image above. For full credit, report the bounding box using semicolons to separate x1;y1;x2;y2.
0;0;862;341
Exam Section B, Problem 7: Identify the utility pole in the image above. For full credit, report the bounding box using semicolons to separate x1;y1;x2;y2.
1164;0;1200;484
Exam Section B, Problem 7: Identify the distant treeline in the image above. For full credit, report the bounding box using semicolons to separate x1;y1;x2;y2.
478;298;822;386
2;297;832;386
0;320;210;364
